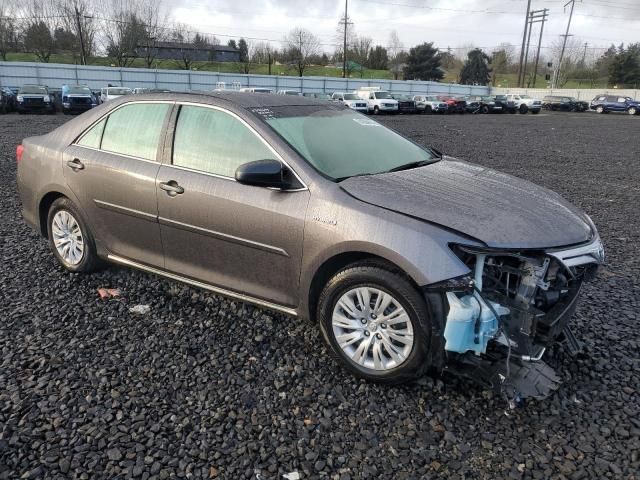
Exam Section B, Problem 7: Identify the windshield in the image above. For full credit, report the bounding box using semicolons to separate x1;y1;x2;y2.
343;93;358;100
374;91;391;99
260;106;436;181
520;95;531;99
68;86;91;95
108;88;131;95
20;86;47;94
284;91;299;95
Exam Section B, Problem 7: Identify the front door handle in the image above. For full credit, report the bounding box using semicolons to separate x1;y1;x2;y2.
66;158;84;171
159;180;184;197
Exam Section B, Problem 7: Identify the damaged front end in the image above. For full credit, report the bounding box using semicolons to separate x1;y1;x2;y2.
433;237;604;404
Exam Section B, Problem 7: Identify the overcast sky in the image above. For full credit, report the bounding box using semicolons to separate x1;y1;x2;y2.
169;0;640;60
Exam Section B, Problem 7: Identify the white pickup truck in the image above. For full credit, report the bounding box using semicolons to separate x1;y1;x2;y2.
503;93;542;114
354;87;398;114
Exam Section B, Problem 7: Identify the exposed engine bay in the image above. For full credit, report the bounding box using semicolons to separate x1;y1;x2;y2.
439;237;604;405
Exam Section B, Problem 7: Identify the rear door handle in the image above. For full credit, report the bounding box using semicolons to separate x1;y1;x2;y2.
66;158;84;171
159;180;184;197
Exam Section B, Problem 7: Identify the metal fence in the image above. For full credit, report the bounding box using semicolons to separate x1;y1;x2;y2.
491;87;640;101
0;61;490;96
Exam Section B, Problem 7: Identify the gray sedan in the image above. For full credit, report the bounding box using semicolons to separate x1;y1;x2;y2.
16;92;604;400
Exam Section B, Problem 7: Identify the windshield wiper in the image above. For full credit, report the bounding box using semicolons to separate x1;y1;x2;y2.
385;160;432;173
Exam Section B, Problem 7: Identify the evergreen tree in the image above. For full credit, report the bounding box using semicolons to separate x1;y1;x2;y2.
227;39;237;49
402;42;443;81
608;43;640;87
368;45;388;70
459;48;491;85
238;38;248;62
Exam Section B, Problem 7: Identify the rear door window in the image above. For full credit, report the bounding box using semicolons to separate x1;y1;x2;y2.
617;97;626;103
77;118;106;149
101;103;170;161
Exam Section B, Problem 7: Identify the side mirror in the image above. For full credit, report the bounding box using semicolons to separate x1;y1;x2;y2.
235;159;291;189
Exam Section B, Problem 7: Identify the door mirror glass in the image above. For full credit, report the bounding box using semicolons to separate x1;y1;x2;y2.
235;159;291;189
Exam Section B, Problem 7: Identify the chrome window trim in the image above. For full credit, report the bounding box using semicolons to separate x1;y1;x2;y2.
72;144;160;166
172;101;308;192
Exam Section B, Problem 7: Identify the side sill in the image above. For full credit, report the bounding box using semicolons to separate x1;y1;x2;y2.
106;254;298;317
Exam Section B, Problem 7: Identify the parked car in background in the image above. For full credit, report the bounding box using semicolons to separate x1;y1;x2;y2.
590;95;640;115
1;87;17;113
238;87;272;94
503;94;541;114
412;95;448;114
494;95;517;114
100;87;132;103
17;85;55;114
542;95;589;112
60;85;96;115
331;92;368;112
277;90;301;96
16;91;604;402
390;94;418;114
465;95;504;114
302;92;331;101
437;96;466;113
354;87;399;114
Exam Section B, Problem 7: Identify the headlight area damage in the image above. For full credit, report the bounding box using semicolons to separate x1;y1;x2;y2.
427;237;604;406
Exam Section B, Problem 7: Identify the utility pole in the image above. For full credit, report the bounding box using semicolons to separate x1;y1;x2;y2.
581;42;588;65
517;0;532;87
554;0;579;88
531;9;549;88
340;0;349;78
74;6;87;65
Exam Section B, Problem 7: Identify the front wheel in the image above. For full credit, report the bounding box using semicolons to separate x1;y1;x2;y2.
424;106;432;114
317;263;433;384
628;107;638;115
519;104;529;114
373;106;380;115
47;197;101;273
596;106;605;114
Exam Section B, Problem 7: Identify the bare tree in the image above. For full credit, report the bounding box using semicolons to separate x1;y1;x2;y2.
22;0;60;62
55;0;98;63
138;0;168;68
387;30;404;80
283;27;320;77
0;0;18;61
549;36;584;87
171;23;197;70
102;0;146;67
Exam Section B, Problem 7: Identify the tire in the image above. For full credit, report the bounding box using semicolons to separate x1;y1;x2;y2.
480;105;489;114
373;106;380;115
508;107;516;114
628;107;638;115
519;104;529;114
317;262;433;384
47;197;101;273
596;106;605;114
424;106;432;114
531;109;540;114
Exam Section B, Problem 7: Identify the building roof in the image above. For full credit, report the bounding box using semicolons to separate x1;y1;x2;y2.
149;41;239;52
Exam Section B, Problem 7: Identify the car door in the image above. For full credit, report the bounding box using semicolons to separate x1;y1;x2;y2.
63;101;173;267
156;103;310;308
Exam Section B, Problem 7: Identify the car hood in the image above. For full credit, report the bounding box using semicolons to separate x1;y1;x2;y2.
340;158;593;249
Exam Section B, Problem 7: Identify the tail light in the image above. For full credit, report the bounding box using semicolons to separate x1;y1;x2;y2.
16;144;24;163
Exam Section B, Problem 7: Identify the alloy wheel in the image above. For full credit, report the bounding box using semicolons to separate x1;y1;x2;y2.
51;210;85;266
331;287;414;371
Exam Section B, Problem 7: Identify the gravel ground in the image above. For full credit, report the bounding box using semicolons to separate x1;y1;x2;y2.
1;111;639;480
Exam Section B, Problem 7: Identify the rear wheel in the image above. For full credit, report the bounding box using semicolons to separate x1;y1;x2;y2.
519;104;529;114
47;197;101;273
424;105;432;114
317;263;433;384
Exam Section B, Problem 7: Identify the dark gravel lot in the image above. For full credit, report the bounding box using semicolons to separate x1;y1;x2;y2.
1;110;639;480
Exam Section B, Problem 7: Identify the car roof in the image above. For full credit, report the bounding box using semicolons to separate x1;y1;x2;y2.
127;90;335;109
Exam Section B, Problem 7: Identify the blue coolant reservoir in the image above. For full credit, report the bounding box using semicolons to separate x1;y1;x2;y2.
444;292;509;355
